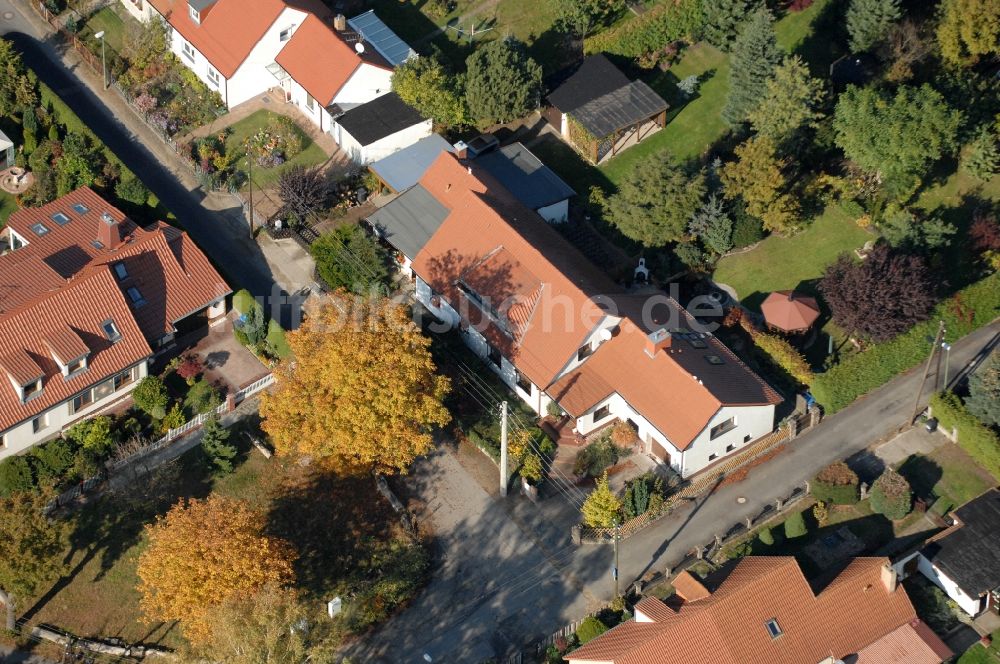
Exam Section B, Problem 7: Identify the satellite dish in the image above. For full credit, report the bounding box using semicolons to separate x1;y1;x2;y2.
355;42;365;54
599;328;613;342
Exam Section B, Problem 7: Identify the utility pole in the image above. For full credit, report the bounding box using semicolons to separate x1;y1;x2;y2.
613;520;621;598
911;320;945;424
499;401;508;497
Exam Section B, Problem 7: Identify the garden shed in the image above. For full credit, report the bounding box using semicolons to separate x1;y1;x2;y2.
547;55;668;164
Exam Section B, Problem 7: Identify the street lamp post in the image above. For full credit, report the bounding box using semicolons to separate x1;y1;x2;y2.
94;31;107;90
941;342;952;389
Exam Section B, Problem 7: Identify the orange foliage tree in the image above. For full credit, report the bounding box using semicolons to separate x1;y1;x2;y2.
260;296;451;474
136;495;296;644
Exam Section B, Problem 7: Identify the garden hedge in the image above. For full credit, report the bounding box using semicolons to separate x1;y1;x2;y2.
576;616;609;645
784;510;808;539
930;391;1000;481
870;469;912;521
811;462;859;505
584;0;704;58
811;271;1000;413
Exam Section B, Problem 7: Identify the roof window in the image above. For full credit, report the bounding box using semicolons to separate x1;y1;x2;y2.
689;338;707;349
126;287;146;307
705;355;724;365
31;222;50;236
765;619;782;639
101;212;115;224
102;319;121;342
51;212;70;225
72;203;89;214
91;240;105;250
113;262;128;280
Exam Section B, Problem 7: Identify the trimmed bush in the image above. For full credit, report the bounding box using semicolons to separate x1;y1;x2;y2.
811;461;860;505
757;526;774;546
0;456;35;496
576;616;609;645
931;391;1000;480
232;289;256;316
869;469;912;521
29;438;76;482
133;375;170;419
784;510;808;539
811;272;1000;413
753;332;813;386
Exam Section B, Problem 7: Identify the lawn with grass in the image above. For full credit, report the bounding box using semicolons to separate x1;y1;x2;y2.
712;204;873;308
78;5;128;53
25;419;423;649
224;110;328;189
897;443;995;516
959;631;1000;664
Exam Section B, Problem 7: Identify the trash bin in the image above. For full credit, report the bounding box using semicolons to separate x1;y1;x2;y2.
925;417;938;433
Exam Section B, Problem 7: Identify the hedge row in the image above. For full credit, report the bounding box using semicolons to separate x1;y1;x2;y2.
810;271;1000;413
584;0;704;58
930;391;1000;481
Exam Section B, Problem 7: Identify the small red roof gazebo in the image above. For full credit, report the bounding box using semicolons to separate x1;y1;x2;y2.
761;290;820;333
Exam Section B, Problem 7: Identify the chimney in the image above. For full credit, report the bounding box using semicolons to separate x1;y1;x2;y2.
880;562;898;592
333;14;347;31
644;328;671;358
453;141;469;159
98;211;123;250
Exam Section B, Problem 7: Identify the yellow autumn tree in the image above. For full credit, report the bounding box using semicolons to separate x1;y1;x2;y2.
137;495;296;645
260;295;451;474
720;135;801;234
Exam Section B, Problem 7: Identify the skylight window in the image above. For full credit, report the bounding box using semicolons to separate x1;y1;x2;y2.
31;222;50;236
102;319;121;342
72;203;89;214
101;212;115;224
113;262;128;280
51;212;70;225
705;355;724;365
765;619;782;639
126;287;146;307
689;339;708;349
91;240;105;250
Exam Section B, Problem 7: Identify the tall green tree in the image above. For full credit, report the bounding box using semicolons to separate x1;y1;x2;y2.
391;55;468;128
846;0;902;52
201;416;237;474
688;194;734;255
879;206;955;251
962;128;1000;181
722;8;781;125
720;136;800;234
465;38;542;128
833;84;962;199
0;490;69;630
967;351;1000;427
701;0;762;51
555;0;626;37
0;39;37;117
748;56;826;146
605;150;706;247
937;0;1000;66
310;224;391;294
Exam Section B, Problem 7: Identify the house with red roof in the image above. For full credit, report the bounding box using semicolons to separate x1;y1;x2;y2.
368;152;782;477
566;557;951;664
123;0;425;153
0;188;230;457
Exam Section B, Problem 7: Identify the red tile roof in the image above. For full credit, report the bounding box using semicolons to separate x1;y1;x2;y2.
274;13;368;105
761;289;821;332
855;620;953;663
146;0;331;78
0;267;152;432
0;188;231;433
568;557;928;664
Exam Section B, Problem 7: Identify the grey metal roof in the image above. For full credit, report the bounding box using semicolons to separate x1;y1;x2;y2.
348;10;416;67
367;185;450;259
475;143;575;210
188;0;216;12
571;80;668;139
922;488;1000;597
547;55;631;113
369;134;454;192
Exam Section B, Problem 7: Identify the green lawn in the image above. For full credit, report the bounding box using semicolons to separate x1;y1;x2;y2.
897;443;995;516
712;204;873;309
224;110;328;189
774;0;844;75
959;631;1000;664
79;5;128;53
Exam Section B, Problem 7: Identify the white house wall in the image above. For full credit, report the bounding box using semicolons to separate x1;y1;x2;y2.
680;404;775;476
536;199;569;224
119;0;155;22
917;553;983;616
574;393;684;473
331;64;392;111
222;7;310;108
0;361;149;459
347;118;433;165
287;77;331;131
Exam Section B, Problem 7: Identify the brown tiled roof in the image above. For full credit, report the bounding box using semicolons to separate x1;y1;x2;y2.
0;268;152;432
761;289;821;332
568;557;923;664
671;570;710;602
0;348;45;385
43;325;90;363
855;620;952;663
146;0;331;78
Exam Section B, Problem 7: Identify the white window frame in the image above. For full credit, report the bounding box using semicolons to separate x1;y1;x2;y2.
188;5;200;23
279;24;295;42
32;414;48;433
305;94;315;112
207;66;220;87
182;40;196;62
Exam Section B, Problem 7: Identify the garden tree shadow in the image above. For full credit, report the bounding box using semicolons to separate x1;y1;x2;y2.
932;193;994;291
527;26;581;77
341;442;613;663
896;455;943;503
846;449;885;485
790;0;848;76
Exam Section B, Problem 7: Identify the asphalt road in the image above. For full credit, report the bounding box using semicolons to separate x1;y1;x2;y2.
2;3;288;308
351;320;1000;662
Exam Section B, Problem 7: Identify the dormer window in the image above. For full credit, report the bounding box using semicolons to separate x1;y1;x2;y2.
188;4;200;23
23;378;43;400
113;262;128;280
102;319;122;342
1;349;46;403
66;357;86;375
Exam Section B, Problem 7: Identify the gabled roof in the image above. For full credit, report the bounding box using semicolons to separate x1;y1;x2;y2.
0;268;152;432
548;54;632;113
274;13;368;106
855;620;953;663
568;557;927;664
922;488;1000;597
473;143;575;210
43;325;90;363
336;92;426;146
147;0;330;78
